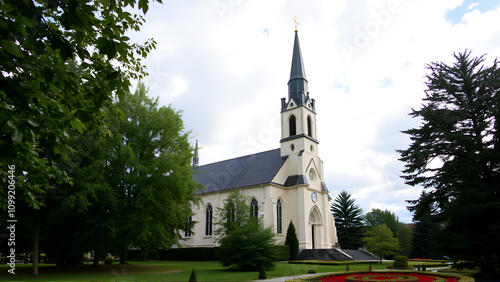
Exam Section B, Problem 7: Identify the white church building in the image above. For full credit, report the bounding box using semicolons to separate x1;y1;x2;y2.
184;30;338;251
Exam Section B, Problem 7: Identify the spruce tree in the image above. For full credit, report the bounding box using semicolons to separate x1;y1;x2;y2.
330;191;365;249
285;221;299;260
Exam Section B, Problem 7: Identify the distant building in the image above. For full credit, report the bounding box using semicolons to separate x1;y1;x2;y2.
183;30;338;251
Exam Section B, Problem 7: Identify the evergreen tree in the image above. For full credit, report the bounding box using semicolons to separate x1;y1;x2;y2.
284;221;299;260
398;50;500;277
330;191;365;249
216;191;276;271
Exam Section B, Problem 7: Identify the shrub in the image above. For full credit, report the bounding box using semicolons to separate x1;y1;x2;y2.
275;245;290;261
104;259;113;265
307;269;317;274
258;264;267;279
189;269;197;282
217;219;276;270
394;255;408;267
285;221;299;260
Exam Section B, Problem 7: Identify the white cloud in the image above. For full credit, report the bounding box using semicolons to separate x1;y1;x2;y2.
127;0;500;224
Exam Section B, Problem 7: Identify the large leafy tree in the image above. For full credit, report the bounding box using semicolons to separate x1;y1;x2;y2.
363;224;401;264
216;190;277;270
330;191;365;249
364;208;400;237
105;83;200;264
0;0;158;210
398;51;500;277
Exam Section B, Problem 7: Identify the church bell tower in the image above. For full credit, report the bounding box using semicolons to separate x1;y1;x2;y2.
280;30;319;160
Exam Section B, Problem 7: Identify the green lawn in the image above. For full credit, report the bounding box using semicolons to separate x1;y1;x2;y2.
0;260;393;281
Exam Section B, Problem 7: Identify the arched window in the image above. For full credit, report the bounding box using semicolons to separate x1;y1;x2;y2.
205;204;213;236
307;115;312;137
227;202;235;223
277;199;283;234
185;217;192;237
250;198;258;218
289;115;296;136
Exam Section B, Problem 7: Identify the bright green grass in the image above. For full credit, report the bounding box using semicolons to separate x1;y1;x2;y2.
0;260;393;281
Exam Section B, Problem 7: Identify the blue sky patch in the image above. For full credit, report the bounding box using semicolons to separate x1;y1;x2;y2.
446;0;500;25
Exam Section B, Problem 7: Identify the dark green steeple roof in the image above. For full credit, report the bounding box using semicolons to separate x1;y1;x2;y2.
287;31;309;107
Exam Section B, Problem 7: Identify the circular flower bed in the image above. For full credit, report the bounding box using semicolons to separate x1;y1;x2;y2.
315;271;473;282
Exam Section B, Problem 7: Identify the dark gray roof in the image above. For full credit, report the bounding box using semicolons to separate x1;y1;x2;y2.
193;148;287;194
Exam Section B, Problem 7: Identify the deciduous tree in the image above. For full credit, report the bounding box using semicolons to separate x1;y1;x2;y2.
363;224;401;264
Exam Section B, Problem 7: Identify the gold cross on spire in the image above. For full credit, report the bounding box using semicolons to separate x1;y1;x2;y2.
196;131;200;141
293;16;299;31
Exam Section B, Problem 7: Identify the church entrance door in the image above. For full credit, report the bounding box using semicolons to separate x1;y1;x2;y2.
311;225;315;249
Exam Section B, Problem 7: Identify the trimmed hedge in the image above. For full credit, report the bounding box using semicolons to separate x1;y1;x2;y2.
158;248;218;261
275;245;290;261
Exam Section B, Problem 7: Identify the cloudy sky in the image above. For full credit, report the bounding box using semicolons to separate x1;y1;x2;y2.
129;0;500;223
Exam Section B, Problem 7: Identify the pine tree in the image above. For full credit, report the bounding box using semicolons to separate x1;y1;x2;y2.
285;221;299;260
330;191;365;249
398;50;500;277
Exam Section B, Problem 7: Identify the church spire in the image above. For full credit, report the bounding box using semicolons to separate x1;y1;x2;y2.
287;30;309;107
193;132;199;168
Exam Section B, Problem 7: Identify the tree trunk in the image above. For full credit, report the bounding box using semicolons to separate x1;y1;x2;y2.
32;212;40;278
120;248;128;264
92;251;100;267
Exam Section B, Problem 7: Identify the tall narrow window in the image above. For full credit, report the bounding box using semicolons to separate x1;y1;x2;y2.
307;115;312;137
289;115;296;136
205;204;213;236
185;217;192;237
250;198;258;218
277;199;283;234
227;202;235;223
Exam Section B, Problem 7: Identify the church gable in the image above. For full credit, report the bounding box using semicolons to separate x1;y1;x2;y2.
193;149;287;194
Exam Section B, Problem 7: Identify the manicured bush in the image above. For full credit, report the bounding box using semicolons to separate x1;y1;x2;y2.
307;269;317;274
158;248;217;261
285;221;299;260
189;269;197;282
104;259;113;265
274;245;290;261
258;264;267;279
394;255;408;267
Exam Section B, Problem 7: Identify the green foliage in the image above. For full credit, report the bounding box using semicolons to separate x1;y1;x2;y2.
398;51;500;277
0;0;159;210
397;223;412;257
188;269;197;282
285;221;299;260
331;191;365;249
393;255;408;267
274;245;291;261
215;190;251;236
40;83;201;266
364;208;399;237
216;191;277;271
363;224;401;264
258;264;267;279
